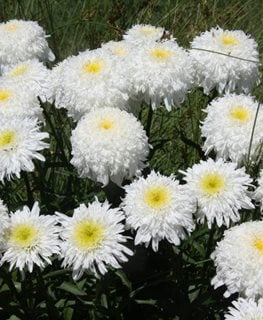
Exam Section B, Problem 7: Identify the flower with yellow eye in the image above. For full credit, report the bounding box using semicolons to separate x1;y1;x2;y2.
0;116;49;181
190;27;260;94
121;171;195;251
56;199;133;280
1;202;60;272
181;158;254;228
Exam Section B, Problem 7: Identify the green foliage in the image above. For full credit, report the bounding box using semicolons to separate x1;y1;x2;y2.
0;0;263;319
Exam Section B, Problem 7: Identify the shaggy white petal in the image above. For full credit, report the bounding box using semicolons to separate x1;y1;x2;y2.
0;19;54;66
211;221;263;298
56;199;133;280
190;27;260;94
225;298;263;319
52;48;133;120
201;94;263;164
122;171;195;251
254;169;263;212
0;199;9;249
126;40;194;110
1;202;60;272
70;107;149;186
2;59;50;101
123;24;165;44
0;80;43;119
181;158;254;228
0;116;49;181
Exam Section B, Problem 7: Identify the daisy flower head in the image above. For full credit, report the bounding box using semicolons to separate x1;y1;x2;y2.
70;107;149;186
123;24;165;44
201;94;263;164
2;60;50;101
122;171;195;251
253;169;263;212
0;19;55;66
56;200;133;280
101;40;134;59
224;298;263;320
53;48;132;121
190;27;260;94
0;116;49;181
126;39;194;110
0;80;42;119
211;221;263;298
181;158;254;228
1;202;60;272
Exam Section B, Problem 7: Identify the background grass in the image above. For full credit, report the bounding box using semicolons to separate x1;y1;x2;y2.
0;1;263;319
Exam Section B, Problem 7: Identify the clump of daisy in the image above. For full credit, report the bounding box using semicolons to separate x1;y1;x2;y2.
1;202;60;272
126;39;194;110
56;200;133;280
224;298;263;320
70;107;149;186
181;158;254;228
0;19;55;66
0;116;49;181
122;171;195;251
211;221;263;298
0;80;42;119
253;169;263;212
123;24;165;44
2;59;50;100
52;48;132;120
201;94;263;164
190;27;260;94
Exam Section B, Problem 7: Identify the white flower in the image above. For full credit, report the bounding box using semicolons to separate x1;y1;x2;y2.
224;298;263;320
126;40;194;110
123;24;165;44
0;80;42;119
121;171;195;251
211;221;263;298
53;48;132;120
0;19;55;66
253;170;263;212
2;59;50;100
181;158;254;228
201;94;263;164
190;27;260;94
0;116;49;181
101;40;134;58
70;107;149;186
1;202;60;272
56;199;133;280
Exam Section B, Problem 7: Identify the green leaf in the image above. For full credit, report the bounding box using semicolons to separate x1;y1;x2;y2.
58;282;87;296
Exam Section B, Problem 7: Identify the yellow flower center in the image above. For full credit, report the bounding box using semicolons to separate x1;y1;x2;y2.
254;238;263;253
10;224;38;248
200;173;225;196
4;24;18;31
221;34;238;46
150;48;172;60
99;119;114;130
83;60;104;74
229;106;250;122
10;65;28;77
0;90;10;101
144;186;171;209
140;28;156;35
0;130;15;148
73;220;104;249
